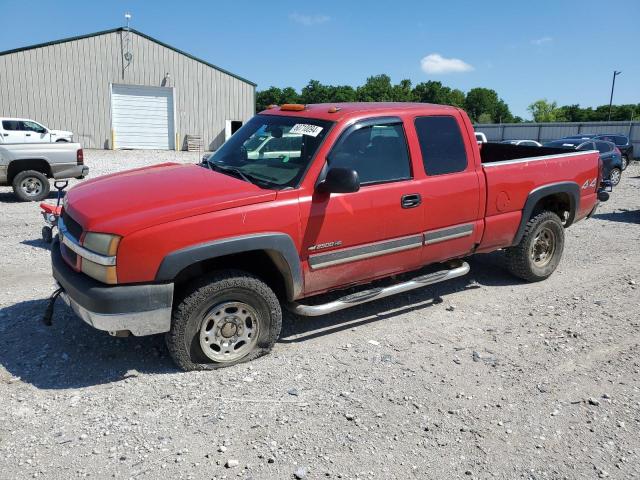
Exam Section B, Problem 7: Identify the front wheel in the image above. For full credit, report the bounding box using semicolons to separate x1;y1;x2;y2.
166;270;282;371
505;211;565;282
609;168;622;186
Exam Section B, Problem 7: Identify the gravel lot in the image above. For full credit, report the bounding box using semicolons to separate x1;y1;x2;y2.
1;150;639;480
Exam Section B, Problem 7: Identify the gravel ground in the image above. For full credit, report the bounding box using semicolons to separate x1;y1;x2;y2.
1;150;639;480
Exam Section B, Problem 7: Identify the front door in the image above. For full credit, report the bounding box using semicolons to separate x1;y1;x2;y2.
22;121;49;143
299;118;424;296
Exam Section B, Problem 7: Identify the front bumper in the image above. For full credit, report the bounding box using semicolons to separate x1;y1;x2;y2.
51;239;173;336
51;164;89;180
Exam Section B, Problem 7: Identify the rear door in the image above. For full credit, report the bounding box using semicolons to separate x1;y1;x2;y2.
299;117;424;295
412;115;482;264
1;120;29;143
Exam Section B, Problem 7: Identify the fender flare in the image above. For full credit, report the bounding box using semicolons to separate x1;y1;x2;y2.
512;182;580;246
155;233;303;301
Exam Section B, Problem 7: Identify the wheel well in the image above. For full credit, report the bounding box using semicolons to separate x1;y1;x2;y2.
173;250;289;301
7;159;52;183
532;192;572;225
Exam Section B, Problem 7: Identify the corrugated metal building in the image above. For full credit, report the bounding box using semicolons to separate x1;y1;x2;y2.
0;28;256;150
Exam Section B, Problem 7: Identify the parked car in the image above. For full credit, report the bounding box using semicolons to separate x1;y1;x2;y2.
474;132;487;144
50;102;607;371
593;134;633;170
561;133;633;170
0;142;88;201
545;139;623;186
501;139;542;147
0;118;73;144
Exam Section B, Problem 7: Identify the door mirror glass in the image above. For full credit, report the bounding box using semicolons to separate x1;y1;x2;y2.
317;167;360;194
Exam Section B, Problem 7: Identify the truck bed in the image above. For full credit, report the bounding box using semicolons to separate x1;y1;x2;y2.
479;142;570;164
477;143;600;251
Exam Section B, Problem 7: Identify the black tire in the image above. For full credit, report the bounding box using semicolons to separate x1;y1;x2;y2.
505;211;565;282
12;170;50;202
55;139;68;143
166;270;282;371
621;156;628;171
41;226;53;243
609;167;622;186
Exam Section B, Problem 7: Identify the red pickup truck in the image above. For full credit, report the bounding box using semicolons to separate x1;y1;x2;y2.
50;102;608;371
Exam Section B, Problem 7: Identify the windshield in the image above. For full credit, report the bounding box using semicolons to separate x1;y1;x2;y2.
207;115;333;188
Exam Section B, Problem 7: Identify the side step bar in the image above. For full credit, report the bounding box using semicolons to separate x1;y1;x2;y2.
288;261;470;317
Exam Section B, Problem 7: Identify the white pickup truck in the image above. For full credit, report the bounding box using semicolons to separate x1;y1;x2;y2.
0;143;88;201
0;118;73;144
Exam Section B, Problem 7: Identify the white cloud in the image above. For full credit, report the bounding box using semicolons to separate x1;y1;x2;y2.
289;13;330;26
420;53;474;74
531;36;553;46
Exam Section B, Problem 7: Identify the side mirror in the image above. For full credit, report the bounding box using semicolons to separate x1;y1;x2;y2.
317;167;360;194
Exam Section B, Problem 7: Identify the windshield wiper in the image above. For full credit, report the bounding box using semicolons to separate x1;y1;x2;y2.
207;160;271;188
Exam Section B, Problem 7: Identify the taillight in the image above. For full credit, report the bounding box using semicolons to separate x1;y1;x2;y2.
597;155;603;185
77;149;84;165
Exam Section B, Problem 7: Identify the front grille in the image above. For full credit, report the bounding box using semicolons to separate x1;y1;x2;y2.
62;210;83;240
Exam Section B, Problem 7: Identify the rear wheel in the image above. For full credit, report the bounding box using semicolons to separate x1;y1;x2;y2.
621;156;628;170
166;270;282;371
12;170;50;202
505;211;565;282
609;168;622;186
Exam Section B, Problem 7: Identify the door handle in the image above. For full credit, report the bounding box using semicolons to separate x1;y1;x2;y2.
25;133;31;136
401;193;422;209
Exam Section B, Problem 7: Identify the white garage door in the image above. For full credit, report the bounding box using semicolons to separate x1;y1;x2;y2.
111;84;175;150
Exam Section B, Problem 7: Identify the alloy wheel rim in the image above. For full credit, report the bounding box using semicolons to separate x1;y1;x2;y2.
530;226;556;267
199;301;260;362
610;169;621;185
21;177;43;196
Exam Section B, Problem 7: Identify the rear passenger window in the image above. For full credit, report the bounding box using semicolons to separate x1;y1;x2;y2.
2;120;22;131
414;116;467;175
614;136;627;146
328;123;411;185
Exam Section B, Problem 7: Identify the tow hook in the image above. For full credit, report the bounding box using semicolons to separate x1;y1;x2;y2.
42;287;63;326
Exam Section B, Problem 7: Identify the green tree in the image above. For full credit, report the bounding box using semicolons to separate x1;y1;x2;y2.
328;85;357;103
391;79;415;102
527;99;566;122
299;80;331;104
465;88;512;123
412;81;464;108
477;113;493;124
356;74;395;102
255;86;299;112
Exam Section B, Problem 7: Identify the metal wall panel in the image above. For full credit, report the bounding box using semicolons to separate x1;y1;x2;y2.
475;121;640;158
0;31;255;149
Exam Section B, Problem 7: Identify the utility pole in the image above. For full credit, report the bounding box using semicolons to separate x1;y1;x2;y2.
608;70;621;121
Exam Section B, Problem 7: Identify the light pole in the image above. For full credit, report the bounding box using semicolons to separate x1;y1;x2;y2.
608;70;621;121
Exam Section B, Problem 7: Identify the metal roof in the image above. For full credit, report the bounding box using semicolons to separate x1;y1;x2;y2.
0;27;256;86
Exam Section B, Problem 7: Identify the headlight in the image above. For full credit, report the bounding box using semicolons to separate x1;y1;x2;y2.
83;232;120;256
81;233;121;284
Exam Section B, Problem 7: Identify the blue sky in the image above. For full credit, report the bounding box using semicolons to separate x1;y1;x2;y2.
1;0;638;119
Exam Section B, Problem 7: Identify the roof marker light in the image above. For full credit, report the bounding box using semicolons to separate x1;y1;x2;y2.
328;106;341;113
280;104;306;111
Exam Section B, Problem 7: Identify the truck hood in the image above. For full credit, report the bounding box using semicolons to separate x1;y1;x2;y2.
64;163;277;236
